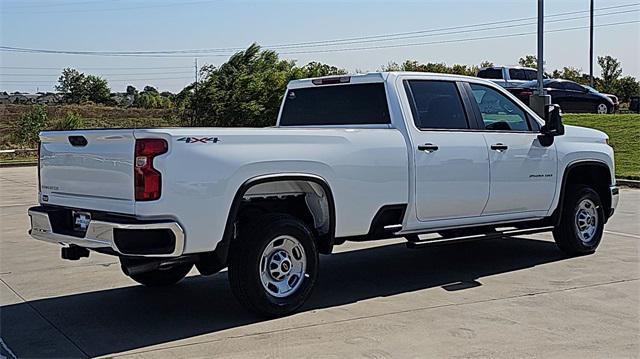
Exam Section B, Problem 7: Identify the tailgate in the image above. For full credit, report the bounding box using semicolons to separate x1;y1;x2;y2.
39;129;136;214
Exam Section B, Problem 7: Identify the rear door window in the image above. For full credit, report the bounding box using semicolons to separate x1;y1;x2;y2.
509;69;526;80
477;68;503;80
405;80;469;130
279;83;390;126
524;69;538;80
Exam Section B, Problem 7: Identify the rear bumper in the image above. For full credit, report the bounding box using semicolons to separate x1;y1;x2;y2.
28;206;184;257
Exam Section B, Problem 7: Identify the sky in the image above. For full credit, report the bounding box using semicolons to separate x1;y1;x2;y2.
1;0;639;93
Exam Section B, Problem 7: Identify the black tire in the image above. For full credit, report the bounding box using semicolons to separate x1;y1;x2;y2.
553;185;605;256
124;262;193;287
228;213;319;318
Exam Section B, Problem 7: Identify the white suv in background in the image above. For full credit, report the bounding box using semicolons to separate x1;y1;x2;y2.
477;66;539;88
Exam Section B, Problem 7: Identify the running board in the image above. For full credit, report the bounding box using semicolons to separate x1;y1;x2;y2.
405;226;554;249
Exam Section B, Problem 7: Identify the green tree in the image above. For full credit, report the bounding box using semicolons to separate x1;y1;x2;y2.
291;61;346;78
126;85;137;96
133;85;171;109
56;68;87;103
84;75;111;104
614;76;640;102
480;60;494;68
550;67;589;84
13;105;48;146
181;43;345;127
50;112;84;131
518;55;538;68
598;55;622;94
55;68;111;104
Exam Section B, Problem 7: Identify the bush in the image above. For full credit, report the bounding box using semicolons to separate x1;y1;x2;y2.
50;112;84;131
13;105;47;146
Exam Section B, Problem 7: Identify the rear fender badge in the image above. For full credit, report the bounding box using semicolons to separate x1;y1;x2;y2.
177;137;220;144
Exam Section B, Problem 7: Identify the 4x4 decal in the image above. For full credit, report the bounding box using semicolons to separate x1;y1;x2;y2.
177;137;220;144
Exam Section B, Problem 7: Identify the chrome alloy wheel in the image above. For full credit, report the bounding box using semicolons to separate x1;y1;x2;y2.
575;199;599;244
259;235;307;298
597;103;608;114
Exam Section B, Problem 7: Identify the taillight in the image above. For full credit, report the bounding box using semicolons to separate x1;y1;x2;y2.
134;138;167;201
37;142;41;192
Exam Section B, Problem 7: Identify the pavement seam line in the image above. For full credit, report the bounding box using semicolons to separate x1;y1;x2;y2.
0;277;90;358
604;230;640;239
114;277;639;357
0;203;35;209
0;338;17;359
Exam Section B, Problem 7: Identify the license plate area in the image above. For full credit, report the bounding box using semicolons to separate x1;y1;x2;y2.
72;211;92;232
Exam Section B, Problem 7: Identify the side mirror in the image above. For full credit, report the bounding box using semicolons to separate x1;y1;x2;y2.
538;104;564;146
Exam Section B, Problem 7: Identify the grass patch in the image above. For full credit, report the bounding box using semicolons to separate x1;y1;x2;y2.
563;113;640;179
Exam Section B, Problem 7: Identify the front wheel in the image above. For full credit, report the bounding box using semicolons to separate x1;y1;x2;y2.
228;213;319;317
596;103;609;114
553;185;605;256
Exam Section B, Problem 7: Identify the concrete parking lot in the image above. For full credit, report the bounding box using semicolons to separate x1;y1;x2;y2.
0;166;638;358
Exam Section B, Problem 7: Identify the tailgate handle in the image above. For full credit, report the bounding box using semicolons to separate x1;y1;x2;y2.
68;136;88;147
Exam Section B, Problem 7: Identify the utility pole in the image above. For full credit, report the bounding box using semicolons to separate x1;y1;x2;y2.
531;0;551;117
589;0;594;87
536;0;544;96
194;58;199;126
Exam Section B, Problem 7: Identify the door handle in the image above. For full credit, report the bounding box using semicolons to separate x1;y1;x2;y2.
418;143;439;152
490;143;508;151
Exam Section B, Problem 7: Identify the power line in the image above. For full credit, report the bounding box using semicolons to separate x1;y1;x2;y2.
0;65;192;70
1;0;123;10
1;3;637;58
0;77;193;84
1;19;636;83
275;20;640;56
0;71;194;77
257;3;640;51
4;0;222;14
5;19;635;60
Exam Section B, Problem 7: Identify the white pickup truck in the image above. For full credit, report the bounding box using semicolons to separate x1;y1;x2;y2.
29;72;619;317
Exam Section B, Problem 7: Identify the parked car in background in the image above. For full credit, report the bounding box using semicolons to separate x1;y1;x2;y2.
585;85;619;113
477;66;539;88
510;79;615;114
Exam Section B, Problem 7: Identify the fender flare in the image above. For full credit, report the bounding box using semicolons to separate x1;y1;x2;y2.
197;174;336;274
551;160;612;226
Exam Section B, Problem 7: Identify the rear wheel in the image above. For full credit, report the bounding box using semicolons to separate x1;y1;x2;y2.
228;213;319;317
123;262;193;287
553;185;605;256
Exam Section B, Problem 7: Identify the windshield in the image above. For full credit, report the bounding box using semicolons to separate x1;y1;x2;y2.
585;85;599;94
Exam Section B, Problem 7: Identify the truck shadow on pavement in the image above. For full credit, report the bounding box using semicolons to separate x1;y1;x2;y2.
2;236;566;358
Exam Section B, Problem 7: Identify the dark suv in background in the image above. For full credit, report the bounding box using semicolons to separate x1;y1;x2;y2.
510;79;616;114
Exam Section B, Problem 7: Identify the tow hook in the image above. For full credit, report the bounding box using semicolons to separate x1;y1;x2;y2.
61;245;90;260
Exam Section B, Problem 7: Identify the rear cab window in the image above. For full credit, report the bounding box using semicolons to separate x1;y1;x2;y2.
279;83;390;126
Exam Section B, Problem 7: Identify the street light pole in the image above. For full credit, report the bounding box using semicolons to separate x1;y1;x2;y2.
589;0;594;87
531;0;551;117
537;0;544;96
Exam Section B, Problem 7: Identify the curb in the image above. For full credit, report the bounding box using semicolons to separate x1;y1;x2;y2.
0;162;37;168
616;178;640;188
